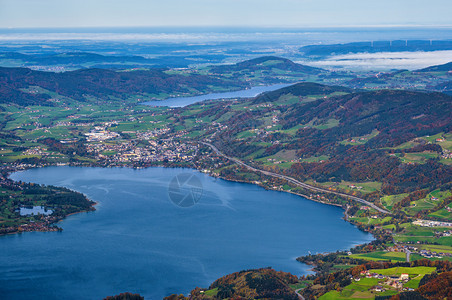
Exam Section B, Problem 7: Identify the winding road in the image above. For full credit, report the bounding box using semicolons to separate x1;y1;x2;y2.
201;142;390;214
295;288;305;300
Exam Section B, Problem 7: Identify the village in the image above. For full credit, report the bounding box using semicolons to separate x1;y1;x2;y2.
355;270;413;293
0;209;62;235
385;243;452;260
412;219;452;227
85;129;199;165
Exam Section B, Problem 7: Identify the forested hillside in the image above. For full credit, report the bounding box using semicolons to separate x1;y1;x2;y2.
210;56;323;74
169;82;452;198
209;86;448;190
164;268;299;300
0;66;245;105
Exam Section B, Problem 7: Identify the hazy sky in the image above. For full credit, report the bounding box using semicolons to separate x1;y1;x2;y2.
0;0;451;28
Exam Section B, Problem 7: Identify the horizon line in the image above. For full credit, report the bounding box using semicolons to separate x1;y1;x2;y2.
1;24;452;30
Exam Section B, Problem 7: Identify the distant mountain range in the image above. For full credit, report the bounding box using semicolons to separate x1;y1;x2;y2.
300;40;452;57
204;56;327;85
418;62;452;94
1;55;451;107
0;51;228;69
418;61;452;72
0;56;327;106
345;61;452;93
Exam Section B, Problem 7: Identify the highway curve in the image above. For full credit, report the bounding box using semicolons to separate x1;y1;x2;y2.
201;142;390;214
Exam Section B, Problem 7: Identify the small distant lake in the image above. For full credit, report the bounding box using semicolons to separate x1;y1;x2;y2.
2;166;373;299
144;84;292;107
19;206;53;216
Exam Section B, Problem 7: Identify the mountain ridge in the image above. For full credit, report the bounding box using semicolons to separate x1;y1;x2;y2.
0;66;245;105
210;56;323;75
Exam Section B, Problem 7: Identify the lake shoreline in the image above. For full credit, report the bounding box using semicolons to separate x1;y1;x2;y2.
5;162;369;241
1;167;98;236
3;163;374;300
4;160;376;299
0;199;97;236
143;83;293;107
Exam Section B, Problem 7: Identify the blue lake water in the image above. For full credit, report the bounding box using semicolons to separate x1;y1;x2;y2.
2;166;373;299
144;84;291;107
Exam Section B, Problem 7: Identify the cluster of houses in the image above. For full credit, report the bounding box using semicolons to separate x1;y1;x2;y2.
29;65;66;72
0;211;61;235
135;128;170;140
55;120;94;127
442;149;452;160
23;147;49;157
79;120;204;165
255;103;273;108
418;249;450;259
86;137;199;165
386;243;452;259
348;184;363;190
413;219;452;227
16;216;62;233
357;270;413;293
346;137;368;143
85;130;120;142
435;230;452;237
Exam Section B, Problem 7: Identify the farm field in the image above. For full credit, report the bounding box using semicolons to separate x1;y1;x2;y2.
319;266;436;299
